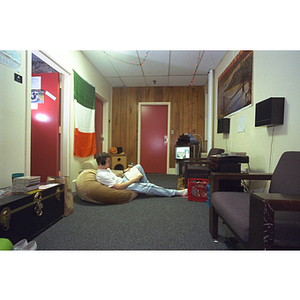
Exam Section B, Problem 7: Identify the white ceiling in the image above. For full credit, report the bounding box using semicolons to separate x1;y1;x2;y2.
82;50;227;87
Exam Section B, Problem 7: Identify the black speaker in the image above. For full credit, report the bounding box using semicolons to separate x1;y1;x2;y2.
255;97;285;127
117;147;123;154
217;118;230;134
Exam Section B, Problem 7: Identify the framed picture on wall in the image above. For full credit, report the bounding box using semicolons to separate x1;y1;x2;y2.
218;50;253;118
31;89;44;103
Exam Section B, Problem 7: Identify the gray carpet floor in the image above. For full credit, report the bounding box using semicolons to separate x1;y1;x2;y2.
34;174;230;250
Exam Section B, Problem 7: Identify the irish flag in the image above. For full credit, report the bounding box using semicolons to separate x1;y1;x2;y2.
73;70;97;157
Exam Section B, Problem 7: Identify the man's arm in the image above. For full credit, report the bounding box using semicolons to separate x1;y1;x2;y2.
114;167;131;177
112;175;140;190
115;171;124;177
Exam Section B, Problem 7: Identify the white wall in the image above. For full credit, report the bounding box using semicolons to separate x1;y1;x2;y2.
213;51;300;175
0;51;29;187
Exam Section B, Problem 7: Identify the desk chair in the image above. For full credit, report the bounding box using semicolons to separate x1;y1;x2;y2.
209;151;300;249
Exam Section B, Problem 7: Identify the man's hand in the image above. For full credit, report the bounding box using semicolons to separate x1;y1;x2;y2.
130;174;141;183
112;174;140;190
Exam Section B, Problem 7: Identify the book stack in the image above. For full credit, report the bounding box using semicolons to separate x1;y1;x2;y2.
12;176;41;193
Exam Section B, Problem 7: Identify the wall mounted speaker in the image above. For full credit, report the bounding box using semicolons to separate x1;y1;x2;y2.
255;97;285;127
217;118;230;134
111;155;127;170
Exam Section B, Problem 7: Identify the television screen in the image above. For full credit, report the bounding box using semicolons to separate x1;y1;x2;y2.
175;146;190;159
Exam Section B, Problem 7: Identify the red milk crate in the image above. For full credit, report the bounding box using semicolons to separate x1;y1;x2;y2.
188;178;209;202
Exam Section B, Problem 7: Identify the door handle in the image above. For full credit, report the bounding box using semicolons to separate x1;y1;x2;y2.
164;135;168;144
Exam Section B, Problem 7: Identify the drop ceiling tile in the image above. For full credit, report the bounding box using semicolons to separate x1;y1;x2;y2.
121;76;147;87
197;50;227;74
105;50;143;76
110;62;143;77
105;50;139;63
169;76;193;86
84;50;119;77
145;76;169;86
193;74;209;86
140;51;170;76
105;77;125;87
170;51;200;76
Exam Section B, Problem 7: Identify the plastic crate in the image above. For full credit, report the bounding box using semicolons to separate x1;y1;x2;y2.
188;178;209;202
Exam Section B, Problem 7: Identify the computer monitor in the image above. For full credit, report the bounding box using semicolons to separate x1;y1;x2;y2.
175;146;190;160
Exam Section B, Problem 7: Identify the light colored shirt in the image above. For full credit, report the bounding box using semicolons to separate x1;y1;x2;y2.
96;168;123;188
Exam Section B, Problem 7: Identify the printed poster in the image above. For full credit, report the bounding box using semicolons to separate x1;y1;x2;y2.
0;50;21;72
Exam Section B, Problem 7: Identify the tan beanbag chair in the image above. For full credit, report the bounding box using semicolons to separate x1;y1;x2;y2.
76;169;137;204
82;159;98;170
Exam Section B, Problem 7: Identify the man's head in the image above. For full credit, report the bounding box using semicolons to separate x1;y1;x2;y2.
96;152;111;167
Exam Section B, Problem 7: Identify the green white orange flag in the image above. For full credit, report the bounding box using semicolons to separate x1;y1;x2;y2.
73;70;97;157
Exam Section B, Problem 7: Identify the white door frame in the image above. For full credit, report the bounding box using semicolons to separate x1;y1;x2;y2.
138;102;171;174
95;93;109;153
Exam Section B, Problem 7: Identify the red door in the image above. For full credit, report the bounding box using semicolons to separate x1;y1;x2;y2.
95;97;103;154
140;105;168;173
31;73;60;182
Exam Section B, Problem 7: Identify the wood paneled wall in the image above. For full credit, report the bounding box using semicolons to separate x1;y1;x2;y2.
112;86;205;169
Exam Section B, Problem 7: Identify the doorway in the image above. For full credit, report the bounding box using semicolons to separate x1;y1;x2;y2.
30;51;71;181
31;72;60;181
95;95;104;154
31;55;60;181
138;102;170;174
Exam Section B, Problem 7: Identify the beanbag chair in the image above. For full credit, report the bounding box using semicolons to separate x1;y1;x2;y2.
82;159;97;170
76;169;137;204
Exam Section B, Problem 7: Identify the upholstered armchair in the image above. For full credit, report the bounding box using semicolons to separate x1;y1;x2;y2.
183;148;225;187
209;151;300;250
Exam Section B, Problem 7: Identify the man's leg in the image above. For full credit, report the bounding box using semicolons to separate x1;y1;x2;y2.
134;164;149;183
123;164;185;197
126;182;176;197
122;164;149;183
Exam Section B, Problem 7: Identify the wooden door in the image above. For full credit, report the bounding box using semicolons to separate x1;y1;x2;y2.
140;104;168;173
